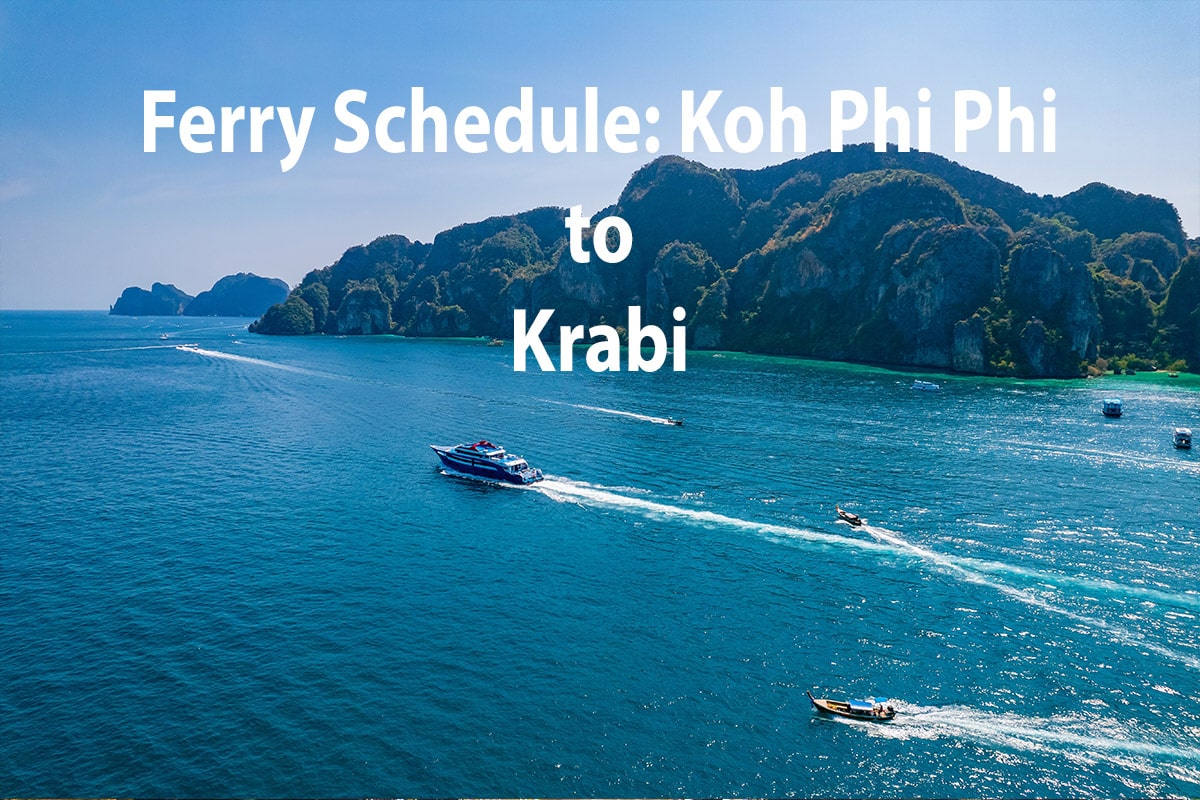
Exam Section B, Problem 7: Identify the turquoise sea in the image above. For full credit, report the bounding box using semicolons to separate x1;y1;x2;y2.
2;310;1198;797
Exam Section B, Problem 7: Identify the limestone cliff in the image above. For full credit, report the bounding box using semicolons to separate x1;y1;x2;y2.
109;283;193;316
111;273;287;318
184;273;289;317
250;147;1196;376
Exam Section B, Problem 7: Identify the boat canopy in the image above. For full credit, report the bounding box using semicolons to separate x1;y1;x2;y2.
848;700;874;712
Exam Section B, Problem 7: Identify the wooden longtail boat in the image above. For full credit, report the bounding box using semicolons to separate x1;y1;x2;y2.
807;691;896;721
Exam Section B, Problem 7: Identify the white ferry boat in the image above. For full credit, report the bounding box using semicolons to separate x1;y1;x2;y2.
431;440;544;484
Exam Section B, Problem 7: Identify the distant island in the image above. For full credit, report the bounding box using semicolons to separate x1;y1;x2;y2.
249;145;1198;378
111;272;289;318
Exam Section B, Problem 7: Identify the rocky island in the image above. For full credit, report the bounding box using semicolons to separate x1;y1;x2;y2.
249;146;1198;378
111;272;289;318
110;282;194;316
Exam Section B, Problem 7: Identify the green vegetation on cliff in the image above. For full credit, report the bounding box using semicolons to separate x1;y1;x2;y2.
249;294;313;335
251;146;1197;377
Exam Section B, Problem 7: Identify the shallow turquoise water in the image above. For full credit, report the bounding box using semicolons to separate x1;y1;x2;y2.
2;311;1198;797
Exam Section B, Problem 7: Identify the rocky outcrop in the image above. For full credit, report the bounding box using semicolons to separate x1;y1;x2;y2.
248;294;313;335
1006;234;1099;372
1159;252;1200;367
886;224;1000;368
1056;183;1187;254
109;282;193;316
111;273;288;317
1098;232;1180;302
248;146;1195;376
722;173;1000;368
953;316;986;373
333;281;392;334
184;273;289;317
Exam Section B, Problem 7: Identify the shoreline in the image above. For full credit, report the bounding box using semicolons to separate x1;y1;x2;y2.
2;308;1197;385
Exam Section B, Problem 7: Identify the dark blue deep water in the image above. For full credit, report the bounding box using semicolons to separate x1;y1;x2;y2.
2;311;1198;797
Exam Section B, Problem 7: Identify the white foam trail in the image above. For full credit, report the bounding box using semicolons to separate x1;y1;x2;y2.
535;478;892;555
998;438;1200;476
542;477;1197;611
2;344;184;357
952;550;1200;611
863;525;1200;671
175;344;322;376
880;704;1200;765
541;399;678;425
534;477;1199;670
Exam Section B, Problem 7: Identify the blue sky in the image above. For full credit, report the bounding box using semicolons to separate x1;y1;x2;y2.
1;0;1197;309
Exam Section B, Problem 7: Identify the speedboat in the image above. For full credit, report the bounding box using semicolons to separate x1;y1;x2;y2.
665;417;684;426
1175;428;1193;449
912;380;940;391
807;691;896;721
837;506;864;527
1102;398;1123;418
430;440;544;484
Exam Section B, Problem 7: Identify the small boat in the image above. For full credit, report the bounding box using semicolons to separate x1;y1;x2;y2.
912;380;941;391
159;333;170;340
1102;398;1123;418
807;691;896;721
1174;428;1193;449
430;440;544;484
1168;372;1179;378
836;506;864;527
665;417;684;426
487;338;504;347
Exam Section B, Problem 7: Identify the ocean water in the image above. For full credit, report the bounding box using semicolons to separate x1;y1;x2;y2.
2;310;1198;797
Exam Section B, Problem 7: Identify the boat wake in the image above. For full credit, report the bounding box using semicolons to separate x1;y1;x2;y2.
535;477;892;555
541;399;680;425
175;344;327;377
996;438;1200;476
534;477;1200;672
859;523;1200;671
2;343;186;357
872;703;1200;773
938;542;1200;611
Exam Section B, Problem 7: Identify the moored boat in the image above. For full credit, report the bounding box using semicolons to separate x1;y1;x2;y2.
431;440;544;484
1174;427;1193;449
1102;398;1123;418
912;380;940;391
836;506;864;527
807;691;896;721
